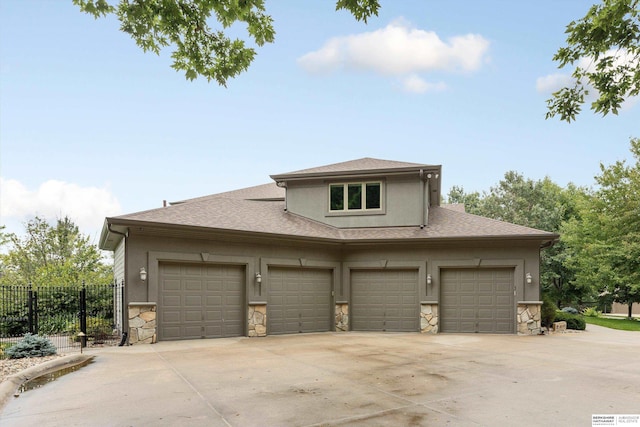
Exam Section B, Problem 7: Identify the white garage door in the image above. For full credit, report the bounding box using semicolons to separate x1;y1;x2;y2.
440;268;515;334
159;263;244;341
351;269;419;332
268;267;332;335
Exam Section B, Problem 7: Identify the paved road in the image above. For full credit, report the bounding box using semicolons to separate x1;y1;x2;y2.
1;325;639;426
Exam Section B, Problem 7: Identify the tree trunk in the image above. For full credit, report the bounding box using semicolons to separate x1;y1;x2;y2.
629;302;634;319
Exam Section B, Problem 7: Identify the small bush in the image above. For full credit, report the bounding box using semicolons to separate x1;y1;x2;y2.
5;333;57;359
554;311;586;330
561;307;579;314
582;307;601;318
541;294;557;327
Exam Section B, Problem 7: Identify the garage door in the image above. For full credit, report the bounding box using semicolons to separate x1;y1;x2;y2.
159;263;244;341
268;267;332;335
440;268;515;333
351;269;419;332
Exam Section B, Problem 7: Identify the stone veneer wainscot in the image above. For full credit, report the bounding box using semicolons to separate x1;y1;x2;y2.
517;302;542;335
420;304;438;334
248;304;267;337
335;303;349;331
128;302;157;344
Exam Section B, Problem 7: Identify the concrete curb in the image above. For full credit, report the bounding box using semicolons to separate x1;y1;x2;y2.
0;354;94;411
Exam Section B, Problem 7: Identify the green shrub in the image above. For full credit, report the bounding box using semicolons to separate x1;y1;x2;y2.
38;315;70;335
5;333;57;359
554;311;586;330
582;307;601;318
541;293;557;327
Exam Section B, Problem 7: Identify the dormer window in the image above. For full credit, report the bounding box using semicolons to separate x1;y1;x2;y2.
330;182;382;212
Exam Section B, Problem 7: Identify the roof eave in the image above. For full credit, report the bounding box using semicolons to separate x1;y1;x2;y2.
270;165;441;182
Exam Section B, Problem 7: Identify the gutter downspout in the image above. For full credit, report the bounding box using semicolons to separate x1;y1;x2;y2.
420;170;430;229
108;223;129;346
276;181;288;211
420;169;427;230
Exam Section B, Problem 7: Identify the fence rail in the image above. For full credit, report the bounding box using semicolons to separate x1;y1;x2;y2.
1;282;124;354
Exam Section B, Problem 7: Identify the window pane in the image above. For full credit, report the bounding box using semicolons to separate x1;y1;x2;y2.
366;183;381;209
348;184;362;210
330;185;344;210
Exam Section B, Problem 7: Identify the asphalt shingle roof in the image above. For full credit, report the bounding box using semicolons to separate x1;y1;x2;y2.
112;197;556;243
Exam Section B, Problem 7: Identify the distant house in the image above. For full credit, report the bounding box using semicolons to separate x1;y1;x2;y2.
99;158;558;342
611;302;640;317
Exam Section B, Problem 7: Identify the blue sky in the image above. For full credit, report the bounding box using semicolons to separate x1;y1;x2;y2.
1;1;638;242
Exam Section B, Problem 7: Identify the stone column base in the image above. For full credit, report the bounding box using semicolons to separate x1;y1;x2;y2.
517;302;542;335
420;303;438;334
335;303;349;331
128;302;157;344
248;304;267;337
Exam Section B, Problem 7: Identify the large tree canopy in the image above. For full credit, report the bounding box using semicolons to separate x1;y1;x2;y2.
446;173;588;307
0;216;112;287
74;0;380;85
546;0;640;122
562;138;640;317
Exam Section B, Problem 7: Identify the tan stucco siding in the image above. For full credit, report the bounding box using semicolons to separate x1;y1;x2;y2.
285;176;423;228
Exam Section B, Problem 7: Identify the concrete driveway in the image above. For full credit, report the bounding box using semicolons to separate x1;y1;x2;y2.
1;325;639;426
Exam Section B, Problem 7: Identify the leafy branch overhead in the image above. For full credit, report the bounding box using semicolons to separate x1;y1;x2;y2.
547;0;640;122
73;0;380;85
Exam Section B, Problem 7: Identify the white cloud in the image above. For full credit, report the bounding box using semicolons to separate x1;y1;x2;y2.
535;73;573;94
536;48;639;110
400;75;447;94
0;178;121;238
297;18;490;91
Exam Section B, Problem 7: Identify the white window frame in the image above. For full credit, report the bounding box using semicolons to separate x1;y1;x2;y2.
328;181;384;213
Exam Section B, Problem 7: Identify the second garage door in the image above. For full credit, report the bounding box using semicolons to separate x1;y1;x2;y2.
158;262;244;341
351;269;419;332
268;267;332;335
440;268;515;333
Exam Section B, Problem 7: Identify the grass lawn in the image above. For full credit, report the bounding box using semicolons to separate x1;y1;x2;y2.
585;316;640;331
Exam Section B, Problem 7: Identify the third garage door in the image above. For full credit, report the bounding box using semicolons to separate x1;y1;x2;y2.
440;268;515;333
268;267;332;334
351;269;419;332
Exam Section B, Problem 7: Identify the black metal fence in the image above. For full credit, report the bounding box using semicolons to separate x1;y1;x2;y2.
0;282;124;353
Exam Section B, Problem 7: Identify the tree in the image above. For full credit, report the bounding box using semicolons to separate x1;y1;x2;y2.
446;173;588;307
74;0;380;85
0;216;113;287
562;138;640;317
546;0;640;122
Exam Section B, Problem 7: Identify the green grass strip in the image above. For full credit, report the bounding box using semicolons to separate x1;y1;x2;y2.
585;316;640;331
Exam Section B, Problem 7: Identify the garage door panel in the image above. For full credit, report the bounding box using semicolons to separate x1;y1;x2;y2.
441;268;515;334
495;283;512;292
351;269;419;332
496;295;512;305
159;263;244;341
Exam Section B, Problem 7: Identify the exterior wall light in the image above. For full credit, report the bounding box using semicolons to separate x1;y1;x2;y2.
525;272;532;284
255;272;262;283
427;274;432;285
140;267;147;282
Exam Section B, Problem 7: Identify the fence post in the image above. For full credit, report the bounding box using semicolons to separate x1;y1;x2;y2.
79;283;87;348
33;289;38;334
27;284;35;334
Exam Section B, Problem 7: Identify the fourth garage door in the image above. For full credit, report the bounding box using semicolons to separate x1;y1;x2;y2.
440;268;515;334
351;269;419;332
268;267;332;335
